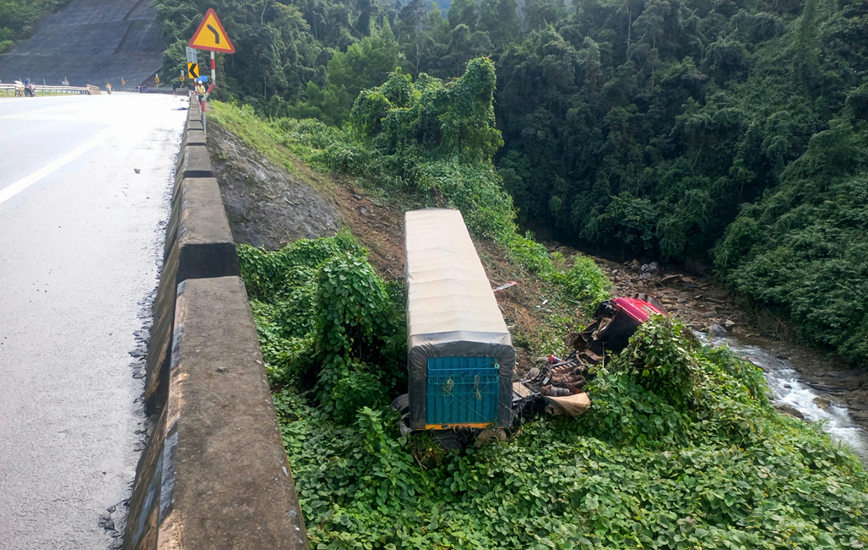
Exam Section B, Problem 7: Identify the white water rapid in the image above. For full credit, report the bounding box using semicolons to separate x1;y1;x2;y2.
698;332;868;460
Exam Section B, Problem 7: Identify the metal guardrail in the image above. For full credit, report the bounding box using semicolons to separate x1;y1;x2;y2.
0;83;94;96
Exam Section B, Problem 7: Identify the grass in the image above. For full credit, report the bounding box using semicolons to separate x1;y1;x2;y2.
209;101;300;175
217;102;868;549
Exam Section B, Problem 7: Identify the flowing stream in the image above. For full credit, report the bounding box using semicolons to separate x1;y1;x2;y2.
698;331;868;461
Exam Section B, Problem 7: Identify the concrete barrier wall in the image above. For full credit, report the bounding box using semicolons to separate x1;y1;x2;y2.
125;99;310;550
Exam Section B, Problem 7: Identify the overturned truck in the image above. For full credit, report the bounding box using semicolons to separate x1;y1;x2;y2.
401;209;515;433
394;208;668;440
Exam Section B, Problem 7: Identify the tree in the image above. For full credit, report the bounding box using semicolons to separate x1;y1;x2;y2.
327;21;401;100
447;0;479;29
478;0;519;46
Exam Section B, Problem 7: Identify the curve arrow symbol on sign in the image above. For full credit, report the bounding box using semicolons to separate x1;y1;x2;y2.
189;8;235;53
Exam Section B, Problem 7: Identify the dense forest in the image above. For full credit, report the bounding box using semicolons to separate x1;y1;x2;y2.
153;0;868;364
0;0;67;52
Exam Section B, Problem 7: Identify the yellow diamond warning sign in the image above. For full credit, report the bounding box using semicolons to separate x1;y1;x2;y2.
189;8;235;53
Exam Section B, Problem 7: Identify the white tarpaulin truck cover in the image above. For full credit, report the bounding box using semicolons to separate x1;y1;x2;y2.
405;209;515;430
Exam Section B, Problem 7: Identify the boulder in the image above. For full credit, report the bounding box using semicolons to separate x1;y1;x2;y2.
708;323;727;337
774;403;806;420
814;396;831;410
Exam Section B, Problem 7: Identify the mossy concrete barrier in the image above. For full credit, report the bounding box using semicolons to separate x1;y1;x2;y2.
174;145;213;181
181;129;206;149
126;99;310;550
148;176;240;415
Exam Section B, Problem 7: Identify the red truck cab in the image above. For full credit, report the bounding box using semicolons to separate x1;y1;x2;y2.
574;295;667;356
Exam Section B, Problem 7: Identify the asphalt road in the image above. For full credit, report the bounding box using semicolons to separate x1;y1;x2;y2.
0;93;186;549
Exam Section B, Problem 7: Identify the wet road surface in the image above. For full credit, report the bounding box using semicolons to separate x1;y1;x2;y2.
0;93;186;549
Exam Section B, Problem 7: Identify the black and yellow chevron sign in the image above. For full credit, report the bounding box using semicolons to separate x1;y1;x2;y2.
187;62;199;80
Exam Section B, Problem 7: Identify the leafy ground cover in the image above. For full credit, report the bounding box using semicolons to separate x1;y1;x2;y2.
240;236;868;548
218;77;868;548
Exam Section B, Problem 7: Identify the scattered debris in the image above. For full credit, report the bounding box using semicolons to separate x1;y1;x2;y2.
659;274;683;286
493;281;518;292
511;294;668;422
545;393;591;416
660;275;683;286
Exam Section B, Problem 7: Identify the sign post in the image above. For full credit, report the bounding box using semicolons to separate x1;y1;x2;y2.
189;8;235;131
185;47;198;65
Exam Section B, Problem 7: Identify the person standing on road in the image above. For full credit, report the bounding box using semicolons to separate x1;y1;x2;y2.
172;80;184;97
196;80;205;102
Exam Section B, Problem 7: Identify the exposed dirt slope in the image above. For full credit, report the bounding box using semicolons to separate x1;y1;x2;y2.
207;121;868;430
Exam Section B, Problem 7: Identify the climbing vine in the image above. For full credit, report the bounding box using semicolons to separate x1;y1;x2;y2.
241;237;868;549
240;232;405;423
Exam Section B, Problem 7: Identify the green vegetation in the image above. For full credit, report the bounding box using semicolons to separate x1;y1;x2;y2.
212;92;609;364
239;232;406;422
240;236;868;547
714;96;868;364
211;59;611;305
207;4;868;539
0;0;67;52
159;0;868;364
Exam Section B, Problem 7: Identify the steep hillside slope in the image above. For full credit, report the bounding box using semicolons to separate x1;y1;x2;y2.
0;0;164;87
206;103;868;550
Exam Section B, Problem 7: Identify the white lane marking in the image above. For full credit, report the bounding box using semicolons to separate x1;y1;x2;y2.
0;97;98;120
0;127;115;206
